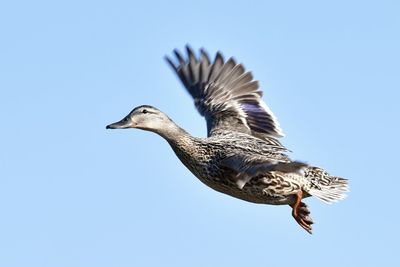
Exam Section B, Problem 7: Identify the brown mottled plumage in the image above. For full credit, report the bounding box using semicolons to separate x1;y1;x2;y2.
106;46;349;234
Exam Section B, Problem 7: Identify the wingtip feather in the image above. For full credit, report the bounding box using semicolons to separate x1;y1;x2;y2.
164;56;177;71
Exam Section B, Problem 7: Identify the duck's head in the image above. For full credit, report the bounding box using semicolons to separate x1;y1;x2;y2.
106;105;173;134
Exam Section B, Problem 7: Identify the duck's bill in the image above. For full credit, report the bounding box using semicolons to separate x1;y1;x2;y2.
106;117;135;129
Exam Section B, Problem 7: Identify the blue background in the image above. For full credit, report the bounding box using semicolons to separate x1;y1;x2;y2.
1;0;399;266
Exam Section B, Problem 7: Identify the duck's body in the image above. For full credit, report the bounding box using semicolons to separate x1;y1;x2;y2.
166;128;296;205
107;46;348;234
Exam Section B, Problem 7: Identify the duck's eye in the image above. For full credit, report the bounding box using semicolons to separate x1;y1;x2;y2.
142;109;148;114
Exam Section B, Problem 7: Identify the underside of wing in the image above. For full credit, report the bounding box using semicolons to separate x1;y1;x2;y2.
165;45;284;140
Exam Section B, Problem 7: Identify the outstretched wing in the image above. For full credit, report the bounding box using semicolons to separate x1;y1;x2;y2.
165;45;284;140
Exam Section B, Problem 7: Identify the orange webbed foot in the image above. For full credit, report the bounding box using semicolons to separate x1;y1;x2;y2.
290;191;313;234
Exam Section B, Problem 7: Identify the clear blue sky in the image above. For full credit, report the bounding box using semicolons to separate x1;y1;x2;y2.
1;0;399;266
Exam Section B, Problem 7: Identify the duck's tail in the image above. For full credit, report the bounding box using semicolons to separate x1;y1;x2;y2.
304;167;349;204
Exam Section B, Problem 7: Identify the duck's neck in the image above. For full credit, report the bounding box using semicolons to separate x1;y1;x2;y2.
156;121;194;148
155;121;202;174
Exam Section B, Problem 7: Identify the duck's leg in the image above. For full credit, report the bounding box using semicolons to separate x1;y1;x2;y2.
290;191;313;234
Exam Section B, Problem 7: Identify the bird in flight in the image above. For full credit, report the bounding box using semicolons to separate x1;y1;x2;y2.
106;46;348;234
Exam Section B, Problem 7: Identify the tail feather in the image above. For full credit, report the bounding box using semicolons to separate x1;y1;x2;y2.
305;167;349;204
